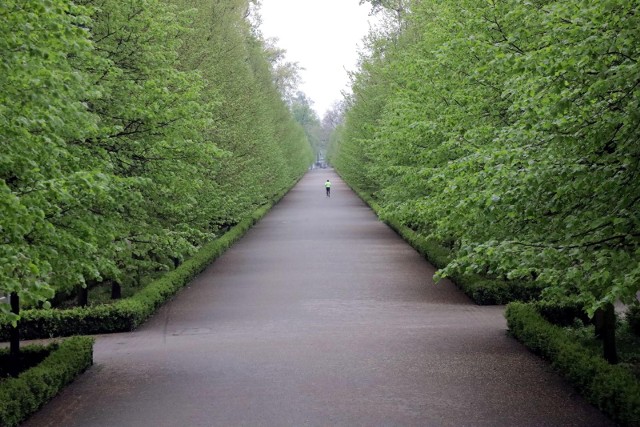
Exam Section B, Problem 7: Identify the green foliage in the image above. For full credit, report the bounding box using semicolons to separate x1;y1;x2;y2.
0;337;94;427
165;0;312;225
330;0;640;313
506;303;640;426
57;0;222;295
346;178;542;304
0;0;99;318
289;92;323;158
1;0;312;324
0;192;287;340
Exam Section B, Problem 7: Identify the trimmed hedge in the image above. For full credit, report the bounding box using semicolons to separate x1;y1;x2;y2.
506;302;640;427
0;336;94;427
0;181;294;340
342;177;543;305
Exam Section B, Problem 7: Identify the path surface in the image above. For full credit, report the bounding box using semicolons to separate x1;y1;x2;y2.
24;169;611;427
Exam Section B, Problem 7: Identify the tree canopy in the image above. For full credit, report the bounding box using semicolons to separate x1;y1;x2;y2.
1;0;313;320
330;0;640;315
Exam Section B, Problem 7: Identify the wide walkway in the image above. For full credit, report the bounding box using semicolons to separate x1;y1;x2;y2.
24;169;611;426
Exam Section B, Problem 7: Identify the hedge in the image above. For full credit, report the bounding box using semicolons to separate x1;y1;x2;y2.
0;336;94;427
341;176;544;305
506;302;640;427
0;179;295;340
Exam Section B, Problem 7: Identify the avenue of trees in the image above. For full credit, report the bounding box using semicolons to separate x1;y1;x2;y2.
330;0;639;346
1;0;313;321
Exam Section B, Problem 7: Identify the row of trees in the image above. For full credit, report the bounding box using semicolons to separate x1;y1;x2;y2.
289;92;345;164
1;0;313;319
330;0;639;358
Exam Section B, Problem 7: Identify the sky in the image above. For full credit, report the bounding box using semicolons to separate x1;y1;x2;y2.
258;0;376;117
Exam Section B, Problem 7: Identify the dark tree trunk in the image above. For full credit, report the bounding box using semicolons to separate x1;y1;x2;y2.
78;286;89;307
594;303;618;364
9;292;20;377
171;256;181;269
593;308;604;337
111;281;122;300
78;279;102;307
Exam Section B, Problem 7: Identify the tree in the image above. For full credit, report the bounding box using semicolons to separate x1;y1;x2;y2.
359;0;410;21
0;0;102;373
290;92;323;160
317;102;345;163
263;38;304;105
332;0;640;364
5;0;224;307
1;0;312;372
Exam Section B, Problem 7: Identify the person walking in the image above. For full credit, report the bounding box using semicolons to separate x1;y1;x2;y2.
325;179;331;197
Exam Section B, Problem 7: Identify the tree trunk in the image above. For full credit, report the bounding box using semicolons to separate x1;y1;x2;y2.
111;281;122;300
594;303;618;364
593;308;604;337
9;292;20;377
78;286;89;307
171;256;181;269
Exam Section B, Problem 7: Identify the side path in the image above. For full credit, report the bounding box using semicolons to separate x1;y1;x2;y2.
25;169;611;426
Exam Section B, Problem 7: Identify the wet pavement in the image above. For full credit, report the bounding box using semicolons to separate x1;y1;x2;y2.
23;169;612;426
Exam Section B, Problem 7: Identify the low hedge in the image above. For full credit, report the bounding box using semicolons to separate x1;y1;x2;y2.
0;181;292;340
506;302;640;427
0;336;94;427
341;177;543;305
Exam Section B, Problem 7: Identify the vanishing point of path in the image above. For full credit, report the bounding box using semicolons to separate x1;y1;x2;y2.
25;169;611;427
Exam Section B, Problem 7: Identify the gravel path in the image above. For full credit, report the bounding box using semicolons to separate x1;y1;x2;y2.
23;169;612;426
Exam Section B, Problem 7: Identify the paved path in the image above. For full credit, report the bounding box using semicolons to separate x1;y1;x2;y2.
24;169;611;426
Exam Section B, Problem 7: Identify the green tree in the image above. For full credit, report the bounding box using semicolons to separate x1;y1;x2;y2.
332;0;640;363
0;0;101;316
290;92;323;160
62;0;219;303
168;0;311;223
1;0;311;367
0;0;105;372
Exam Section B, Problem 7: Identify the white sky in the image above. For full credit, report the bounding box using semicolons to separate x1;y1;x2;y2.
258;0;375;117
